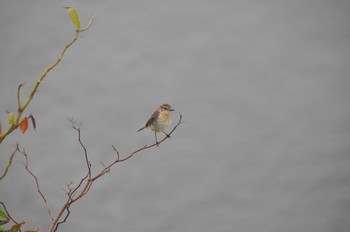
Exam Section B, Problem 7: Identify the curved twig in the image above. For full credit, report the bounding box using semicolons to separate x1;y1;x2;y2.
19;146;54;222
50;113;182;232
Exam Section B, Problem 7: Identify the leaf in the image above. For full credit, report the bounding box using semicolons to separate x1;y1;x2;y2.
20;117;29;133
10;221;25;232
0;207;8;219
65;7;80;30
29;114;36;130
0;219;9;226
8;112;14;126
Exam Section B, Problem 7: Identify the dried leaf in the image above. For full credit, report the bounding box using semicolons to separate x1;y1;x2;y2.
10;221;25;232
29;114;36;130
20;117;29;133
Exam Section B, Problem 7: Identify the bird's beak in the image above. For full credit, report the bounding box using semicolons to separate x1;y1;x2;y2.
169;108;175;111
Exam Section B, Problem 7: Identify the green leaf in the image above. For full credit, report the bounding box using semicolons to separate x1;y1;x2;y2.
7;112;14;126
0;207;8;219
65;7;80;30
10;226;19;232
0;227;7;232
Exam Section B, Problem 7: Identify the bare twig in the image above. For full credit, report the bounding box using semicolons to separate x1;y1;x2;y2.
18;146;54;222
54;203;71;232
112;145;120;161
70;120;91;179
49;113;183;232
55;186;74;231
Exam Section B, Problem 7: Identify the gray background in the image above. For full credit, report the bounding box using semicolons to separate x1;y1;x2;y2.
1;0;350;231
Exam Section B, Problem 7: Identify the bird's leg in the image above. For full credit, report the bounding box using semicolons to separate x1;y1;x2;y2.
155;132;159;146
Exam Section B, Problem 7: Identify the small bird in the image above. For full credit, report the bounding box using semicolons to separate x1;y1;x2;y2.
137;103;175;145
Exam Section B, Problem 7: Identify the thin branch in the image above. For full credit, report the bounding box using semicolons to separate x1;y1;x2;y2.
112;145;120;161
49;113;183;232
18;146;54;222
69;120;91;179
90;113;183;183
0;27;87;144
19;32;79;121
54;203;71;232
69;171;89;199
0;146;17;180
55;186;74;231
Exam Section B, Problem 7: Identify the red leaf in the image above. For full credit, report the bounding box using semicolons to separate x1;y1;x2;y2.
20;117;29;133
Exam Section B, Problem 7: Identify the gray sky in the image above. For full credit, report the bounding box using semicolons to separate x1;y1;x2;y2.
1;1;350;231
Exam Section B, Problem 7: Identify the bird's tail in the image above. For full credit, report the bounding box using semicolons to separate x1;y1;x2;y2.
137;126;146;132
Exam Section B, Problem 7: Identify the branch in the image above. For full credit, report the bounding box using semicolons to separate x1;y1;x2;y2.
69;118;91;179
0;146;17;180
18;145;54;222
0;13;95;145
49;113;183;232
54;185;74;232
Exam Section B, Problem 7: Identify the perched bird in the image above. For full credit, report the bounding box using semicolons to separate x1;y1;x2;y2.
137;103;175;145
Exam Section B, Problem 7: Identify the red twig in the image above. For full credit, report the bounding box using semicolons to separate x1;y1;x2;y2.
69;119;91;179
18;145;54;222
50;113;182;232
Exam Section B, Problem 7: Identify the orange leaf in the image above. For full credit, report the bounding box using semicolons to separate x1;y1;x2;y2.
20;117;29;133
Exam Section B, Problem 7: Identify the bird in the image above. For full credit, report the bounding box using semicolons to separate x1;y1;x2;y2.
137;103;175;145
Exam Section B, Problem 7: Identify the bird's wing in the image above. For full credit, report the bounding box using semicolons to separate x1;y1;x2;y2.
145;110;159;127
